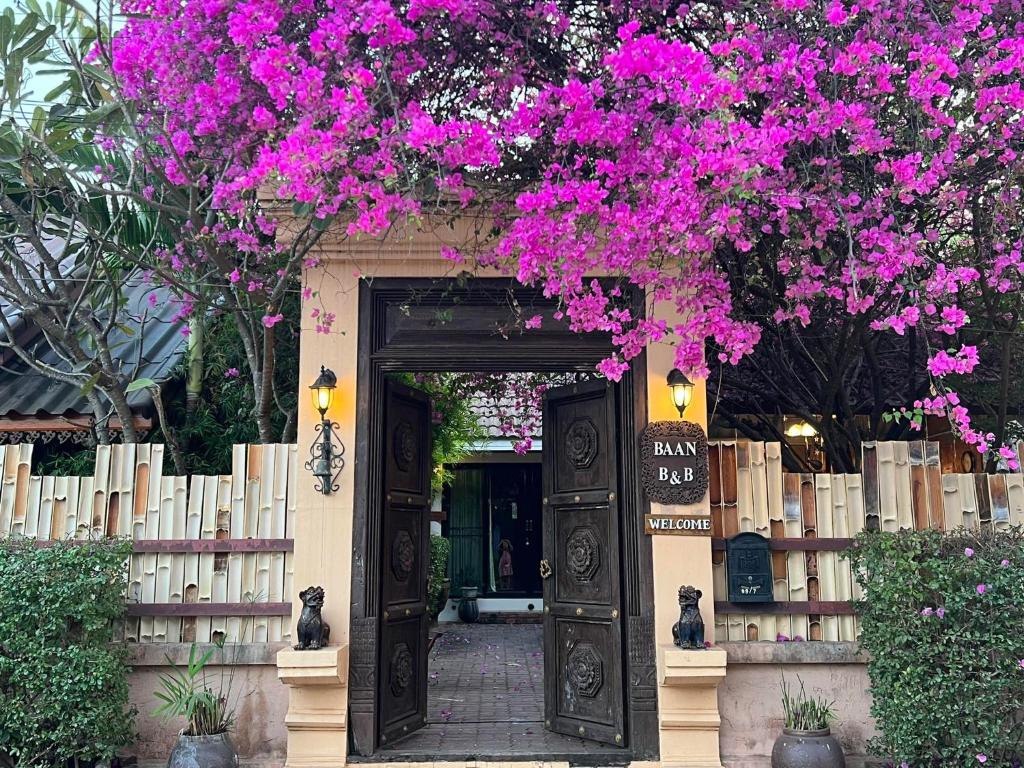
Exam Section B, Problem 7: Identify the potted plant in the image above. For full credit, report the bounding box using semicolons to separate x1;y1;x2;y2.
771;676;844;768
155;642;239;768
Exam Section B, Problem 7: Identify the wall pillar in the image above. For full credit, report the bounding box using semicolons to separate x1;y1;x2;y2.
646;305;725;767
278;646;349;768
277;269;361;766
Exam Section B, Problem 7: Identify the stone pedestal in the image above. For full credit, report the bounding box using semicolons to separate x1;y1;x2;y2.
277;645;348;768
657;645;728;768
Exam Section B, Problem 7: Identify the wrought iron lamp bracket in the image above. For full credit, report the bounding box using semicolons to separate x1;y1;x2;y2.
305;419;346;494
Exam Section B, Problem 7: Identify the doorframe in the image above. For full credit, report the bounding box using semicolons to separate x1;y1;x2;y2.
347;278;659;761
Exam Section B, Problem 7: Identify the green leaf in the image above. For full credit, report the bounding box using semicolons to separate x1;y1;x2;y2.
124;377;157;393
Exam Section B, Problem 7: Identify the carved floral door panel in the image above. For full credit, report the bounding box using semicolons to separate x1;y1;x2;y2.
542;379;626;747
378;379;432;747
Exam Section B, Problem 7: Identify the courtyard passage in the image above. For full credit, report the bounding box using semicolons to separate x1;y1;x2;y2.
375;623;623;762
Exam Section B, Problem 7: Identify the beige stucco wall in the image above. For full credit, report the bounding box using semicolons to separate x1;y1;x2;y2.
718;644;876;768
126;644;288;766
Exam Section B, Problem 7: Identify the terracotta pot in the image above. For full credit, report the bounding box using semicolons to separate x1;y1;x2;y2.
167;732;238;768
771;727;845;768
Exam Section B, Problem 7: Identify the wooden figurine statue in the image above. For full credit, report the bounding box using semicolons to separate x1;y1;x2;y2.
295;586;331;650
672;584;706;649
498;538;514;591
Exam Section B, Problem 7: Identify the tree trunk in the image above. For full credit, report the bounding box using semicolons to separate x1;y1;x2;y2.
149;385;188;474
186;316;205;413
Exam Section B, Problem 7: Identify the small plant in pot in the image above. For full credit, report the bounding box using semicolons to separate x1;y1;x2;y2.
771;676;845;768
154;642;240;768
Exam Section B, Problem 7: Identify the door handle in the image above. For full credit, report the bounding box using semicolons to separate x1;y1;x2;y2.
539;559;552;579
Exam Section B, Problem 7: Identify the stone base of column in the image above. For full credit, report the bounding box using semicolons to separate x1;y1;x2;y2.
657;645;728;768
277;645;349;768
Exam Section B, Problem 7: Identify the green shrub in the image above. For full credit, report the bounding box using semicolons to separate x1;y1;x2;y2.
848;527;1024;767
0;538;136;767
427;535;451;617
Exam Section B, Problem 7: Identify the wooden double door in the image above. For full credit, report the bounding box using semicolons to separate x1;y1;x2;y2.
376;378;626;748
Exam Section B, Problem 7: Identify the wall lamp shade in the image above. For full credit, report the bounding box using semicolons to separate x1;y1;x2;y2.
305;365;344;494
785;420;818;438
667;369;695;417
310;366;337;418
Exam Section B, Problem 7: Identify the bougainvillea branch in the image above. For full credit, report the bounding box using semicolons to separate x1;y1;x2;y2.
109;0;1024;466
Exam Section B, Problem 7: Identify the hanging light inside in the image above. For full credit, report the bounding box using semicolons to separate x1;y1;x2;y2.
666;369;695;418
785;420;818;438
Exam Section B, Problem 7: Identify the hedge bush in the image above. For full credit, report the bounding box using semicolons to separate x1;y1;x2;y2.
848;528;1024;767
0;538;136;767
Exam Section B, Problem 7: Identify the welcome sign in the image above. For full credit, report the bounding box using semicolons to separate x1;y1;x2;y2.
638;421;710;505
643;513;713;536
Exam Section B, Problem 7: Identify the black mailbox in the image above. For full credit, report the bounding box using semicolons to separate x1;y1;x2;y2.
726;532;774;603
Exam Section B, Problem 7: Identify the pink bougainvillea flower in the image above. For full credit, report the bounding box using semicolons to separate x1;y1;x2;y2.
977;755;987;764
224;367;240;378
977;584;987;595
261;313;284;328
106;0;1024;470
1002;559;1010;567
965;547;975;557
921;607;934;617
936;607;946;618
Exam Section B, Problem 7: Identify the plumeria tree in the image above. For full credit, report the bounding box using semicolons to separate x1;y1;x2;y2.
104;0;1024;466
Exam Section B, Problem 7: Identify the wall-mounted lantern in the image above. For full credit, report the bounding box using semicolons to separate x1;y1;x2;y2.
304;366;345;494
667;369;695;418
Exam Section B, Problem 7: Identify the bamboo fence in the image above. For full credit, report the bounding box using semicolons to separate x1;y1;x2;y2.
3;438;1021;645
0;443;296;644
709;440;1024;642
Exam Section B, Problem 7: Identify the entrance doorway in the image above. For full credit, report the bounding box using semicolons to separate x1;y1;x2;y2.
347;280;659;762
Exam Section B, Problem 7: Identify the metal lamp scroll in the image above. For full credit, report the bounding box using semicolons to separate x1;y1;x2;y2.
305;365;346;494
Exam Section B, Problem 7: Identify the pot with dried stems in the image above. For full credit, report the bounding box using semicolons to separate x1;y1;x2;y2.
771;676;845;768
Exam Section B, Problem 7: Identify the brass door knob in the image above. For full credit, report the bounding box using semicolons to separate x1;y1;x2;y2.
539;559;553;579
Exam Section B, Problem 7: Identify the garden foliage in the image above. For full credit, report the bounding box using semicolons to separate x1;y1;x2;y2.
0;538;135;768
428;535;452;618
849;528;1024;766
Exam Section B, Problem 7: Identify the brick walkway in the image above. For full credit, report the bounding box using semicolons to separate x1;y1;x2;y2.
375;623;625;762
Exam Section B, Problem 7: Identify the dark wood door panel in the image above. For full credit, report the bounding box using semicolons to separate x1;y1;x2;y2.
378;615;427;744
553;503;615;606
382;504;428;608
384;388;431;501
548;389;614;497
543;379;626;749
378;380;431;748
550;616;624;744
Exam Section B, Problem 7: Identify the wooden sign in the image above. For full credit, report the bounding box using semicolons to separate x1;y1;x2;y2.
643;514;713;536
726;532;774;603
638;421;710;505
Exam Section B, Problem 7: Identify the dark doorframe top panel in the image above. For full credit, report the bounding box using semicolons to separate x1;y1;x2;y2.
365;278;619;371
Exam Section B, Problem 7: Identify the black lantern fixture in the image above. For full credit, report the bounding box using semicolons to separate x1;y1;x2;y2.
304;366;345;494
667;369;695;418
